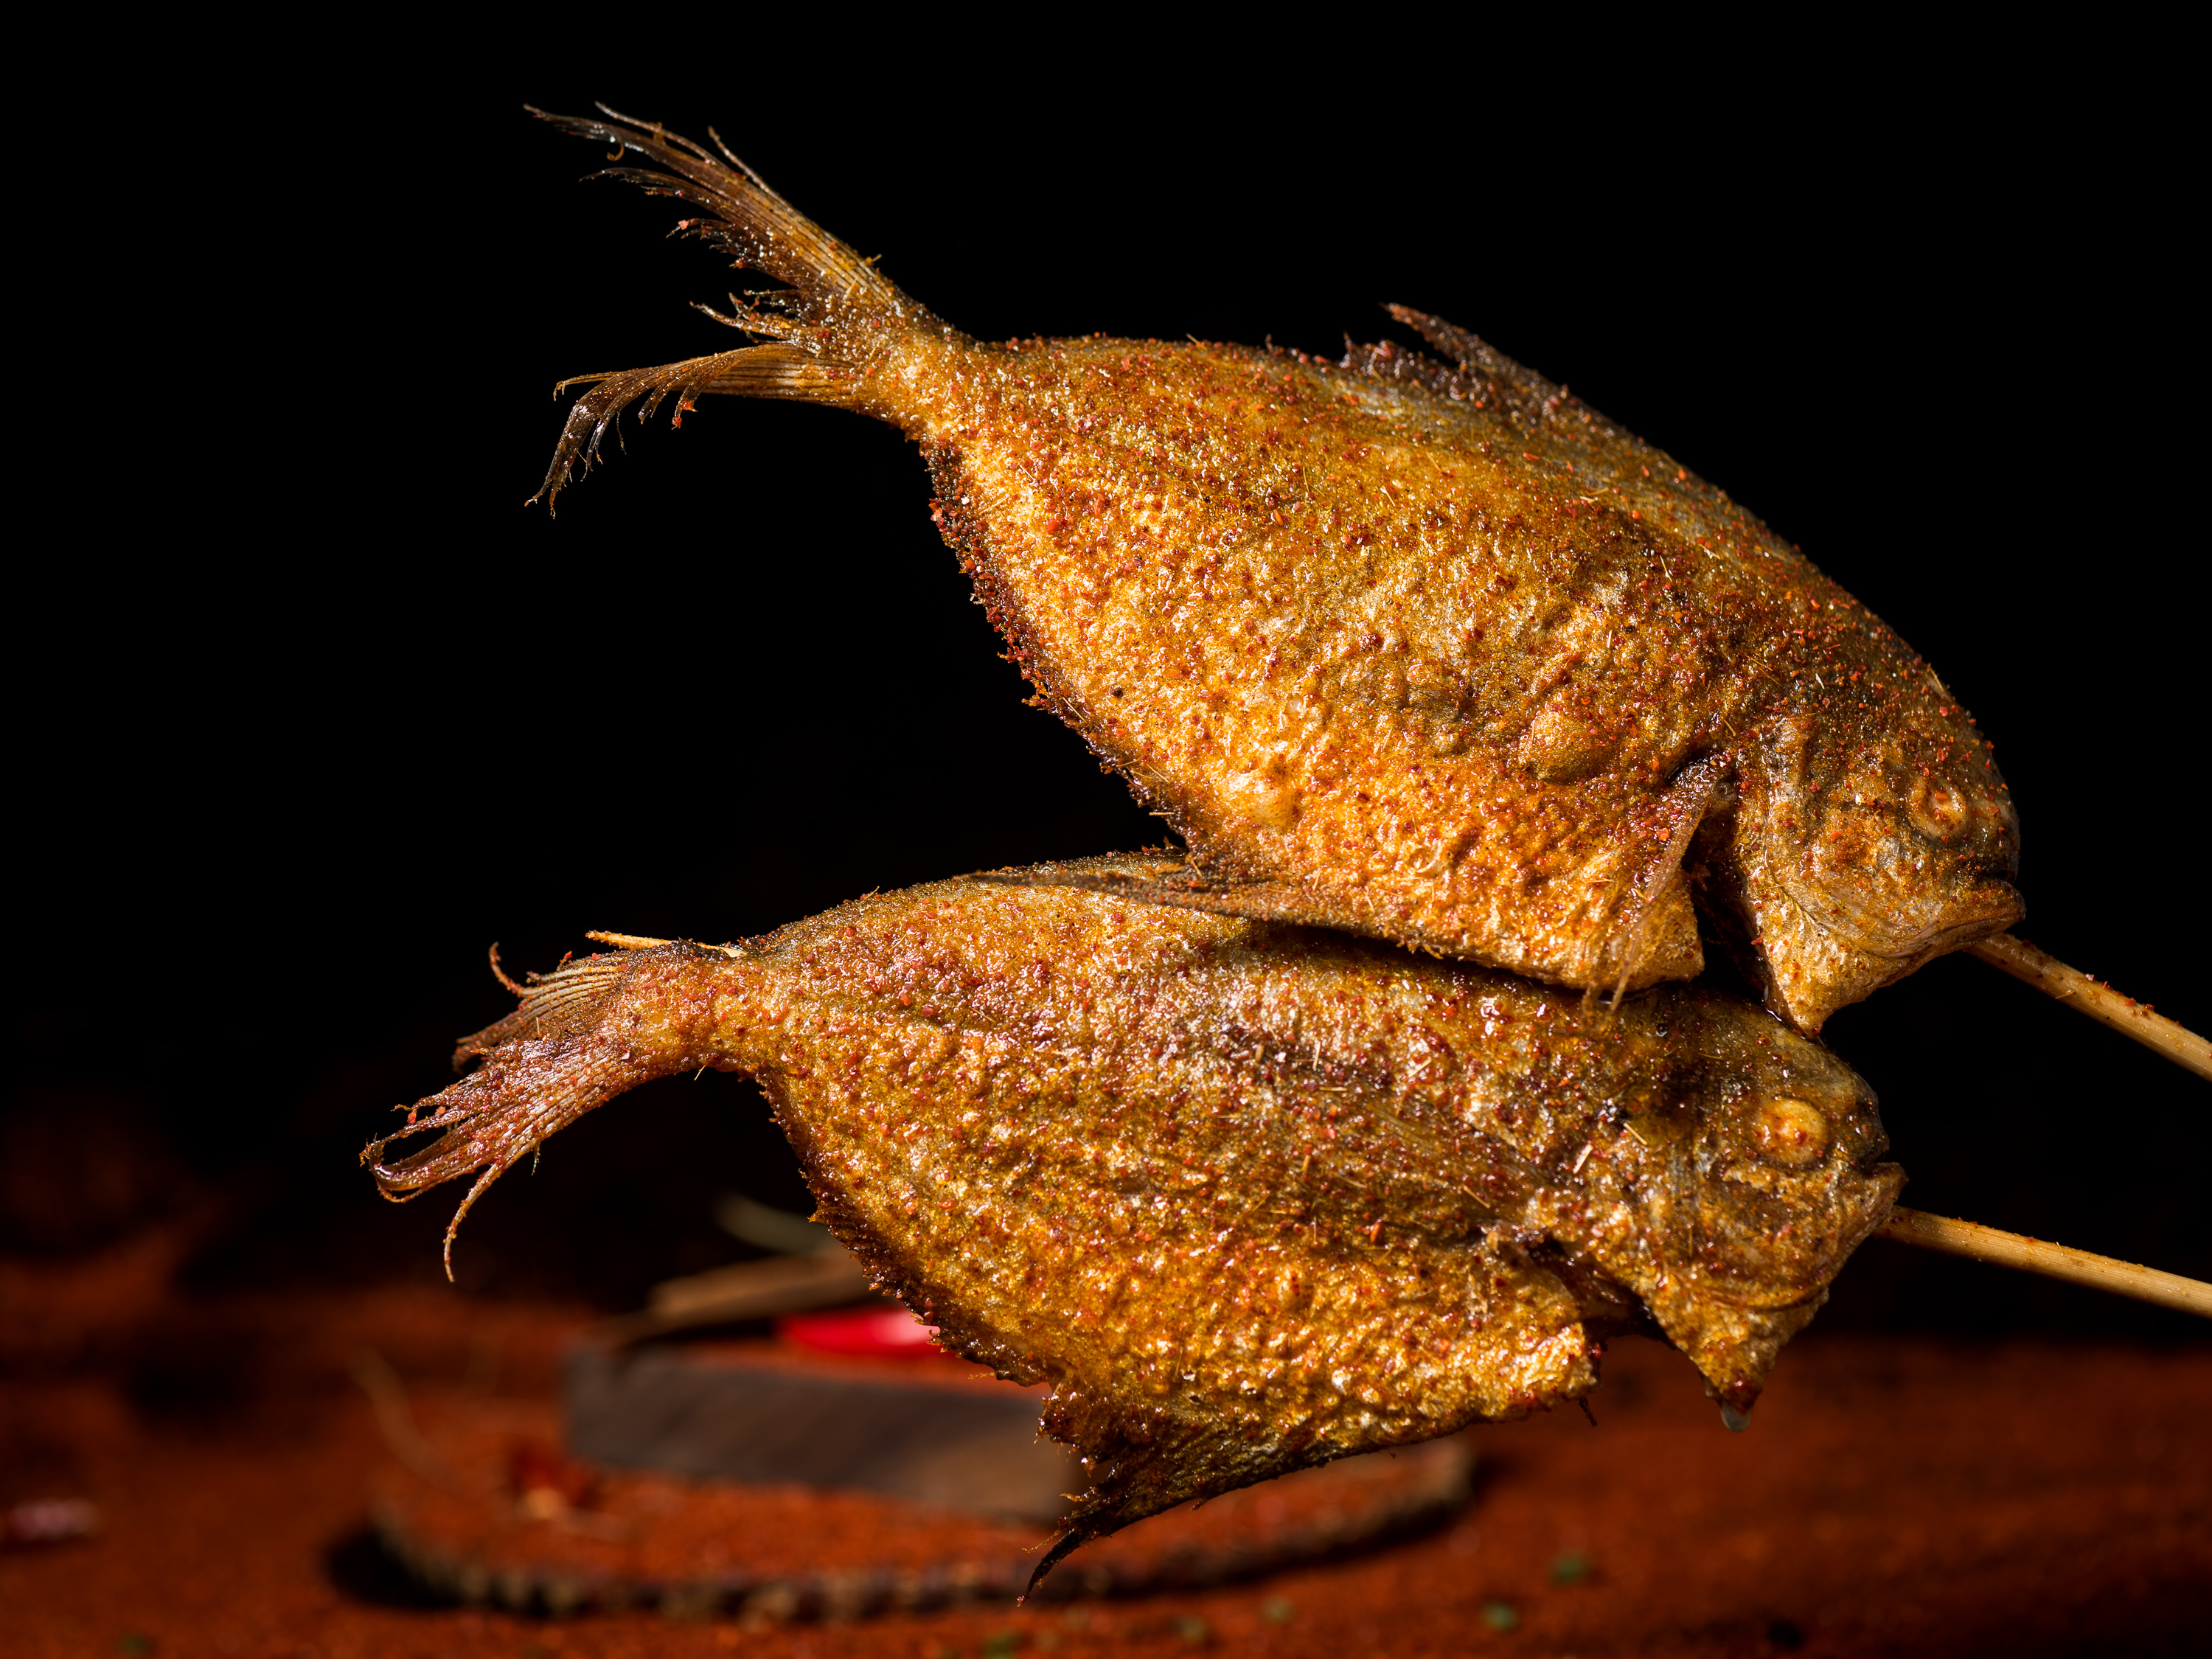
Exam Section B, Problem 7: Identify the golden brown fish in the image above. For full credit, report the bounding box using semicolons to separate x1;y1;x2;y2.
366;856;1902;1582
521;107;2021;1034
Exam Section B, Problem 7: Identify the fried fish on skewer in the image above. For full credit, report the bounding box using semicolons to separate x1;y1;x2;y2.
365;855;1902;1582
521;104;2023;1037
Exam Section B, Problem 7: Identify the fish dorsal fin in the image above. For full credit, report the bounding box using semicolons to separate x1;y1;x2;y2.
1366;305;1778;552
1384;305;1573;428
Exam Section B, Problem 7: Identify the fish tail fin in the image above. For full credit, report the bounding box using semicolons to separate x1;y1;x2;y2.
524;102;935;512
361;938;740;1276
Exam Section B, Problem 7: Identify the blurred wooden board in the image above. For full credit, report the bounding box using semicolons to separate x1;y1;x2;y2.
564;1336;1077;1520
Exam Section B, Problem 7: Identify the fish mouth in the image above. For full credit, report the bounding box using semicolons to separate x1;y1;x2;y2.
1684;1160;1907;1314
1891;883;2025;960
1630;1160;1902;1415
1765;869;2022;1032
1781;863;2023;964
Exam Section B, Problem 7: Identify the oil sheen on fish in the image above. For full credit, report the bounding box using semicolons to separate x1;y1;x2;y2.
522;107;2021;1034
366;856;1902;1582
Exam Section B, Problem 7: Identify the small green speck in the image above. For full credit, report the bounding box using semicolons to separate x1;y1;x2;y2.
1174;1614;1212;1644
1481;1600;1520;1631
1549;1549;1593;1585
116;1639;154;1658
981;1631;1022;1659
1262;1594;1295;1624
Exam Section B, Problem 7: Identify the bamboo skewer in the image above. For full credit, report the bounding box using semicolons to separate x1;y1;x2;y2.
1876;1206;2211;1318
1970;934;2211;1082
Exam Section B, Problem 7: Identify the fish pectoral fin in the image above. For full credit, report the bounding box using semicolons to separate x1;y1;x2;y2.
1590;754;1736;1001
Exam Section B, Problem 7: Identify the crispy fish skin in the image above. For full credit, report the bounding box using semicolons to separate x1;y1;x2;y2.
918;331;2023;1033
526;108;2020;1033
367;858;1900;1575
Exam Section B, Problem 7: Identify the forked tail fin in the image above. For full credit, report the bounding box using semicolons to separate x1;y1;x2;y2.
524;103;937;512
362;939;739;1274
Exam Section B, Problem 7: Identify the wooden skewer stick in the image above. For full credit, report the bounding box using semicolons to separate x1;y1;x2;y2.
1969;934;2211;1083
1876;1206;2211;1318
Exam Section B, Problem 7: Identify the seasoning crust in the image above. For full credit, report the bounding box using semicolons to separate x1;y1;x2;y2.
526;107;2020;1032
367;859;1901;1579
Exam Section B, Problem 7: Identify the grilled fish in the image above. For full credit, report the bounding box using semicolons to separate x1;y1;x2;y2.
367;856;1901;1581
524;105;2020;1034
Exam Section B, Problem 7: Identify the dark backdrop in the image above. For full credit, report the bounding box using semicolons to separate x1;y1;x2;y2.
11;63;2201;1343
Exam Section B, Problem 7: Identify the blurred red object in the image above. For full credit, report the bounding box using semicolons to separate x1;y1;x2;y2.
775;1304;945;1357
507;1441;599;1516
4;1498;101;1546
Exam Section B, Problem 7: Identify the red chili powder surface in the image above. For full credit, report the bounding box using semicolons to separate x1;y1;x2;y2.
4;1278;2208;1658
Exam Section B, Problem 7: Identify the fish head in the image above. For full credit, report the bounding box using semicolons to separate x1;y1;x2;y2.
1732;682;2022;1031
1619;991;1905;1415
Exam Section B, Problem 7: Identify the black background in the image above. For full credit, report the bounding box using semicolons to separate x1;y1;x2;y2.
10;59;2202;1343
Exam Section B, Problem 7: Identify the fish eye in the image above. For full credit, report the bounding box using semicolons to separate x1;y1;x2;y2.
1755;1097;1831;1168
1909;778;1970;844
